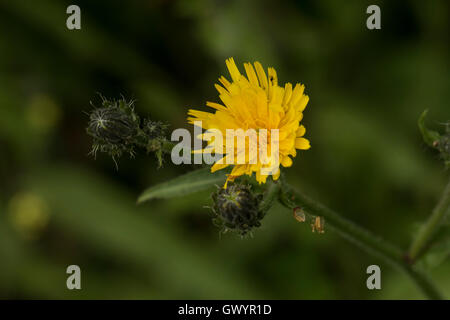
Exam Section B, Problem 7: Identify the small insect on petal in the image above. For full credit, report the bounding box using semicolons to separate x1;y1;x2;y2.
311;216;325;234
293;207;306;222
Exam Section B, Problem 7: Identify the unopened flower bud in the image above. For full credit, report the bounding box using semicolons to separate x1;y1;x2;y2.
86;96;143;165
88;107;138;144
86;95;173;169
143;119;168;140
211;184;264;236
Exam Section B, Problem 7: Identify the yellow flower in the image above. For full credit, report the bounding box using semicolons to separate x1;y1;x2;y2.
188;58;310;187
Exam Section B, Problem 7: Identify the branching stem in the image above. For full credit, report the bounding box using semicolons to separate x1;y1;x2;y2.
278;181;444;300
408;178;450;262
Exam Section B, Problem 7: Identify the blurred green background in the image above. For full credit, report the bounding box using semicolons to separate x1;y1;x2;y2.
0;0;449;299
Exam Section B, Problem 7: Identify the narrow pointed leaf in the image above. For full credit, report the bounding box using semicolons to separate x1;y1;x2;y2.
137;167;229;204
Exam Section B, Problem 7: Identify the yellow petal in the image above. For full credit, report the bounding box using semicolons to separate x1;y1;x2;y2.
254;61;268;92
296;95;309;112
268;67;278;87
273;168;281;180
218;76;231;89
192;148;206;154
206;101;227;112
281;156;293;167
282;83;293;106
295;137;310;150
225;57;241;83
244;62;259;86
223;165;246;188
230;164;247;176
214;83;227;95
255;171;268;184
187;109;211;118
296;125;306;137
290;83;305;107
267;67;278;99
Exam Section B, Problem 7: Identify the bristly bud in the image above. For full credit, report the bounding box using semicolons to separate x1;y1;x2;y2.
143;119;170;168
86;95;171;169
87;96;141;165
143;119;168;140
88;107;138;144
211;183;264;236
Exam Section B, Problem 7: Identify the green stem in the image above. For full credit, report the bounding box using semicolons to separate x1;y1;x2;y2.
408;178;450;262
278;181;444;300
259;180;281;215
161;139;176;154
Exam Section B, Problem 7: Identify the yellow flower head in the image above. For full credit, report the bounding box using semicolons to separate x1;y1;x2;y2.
188;58;310;187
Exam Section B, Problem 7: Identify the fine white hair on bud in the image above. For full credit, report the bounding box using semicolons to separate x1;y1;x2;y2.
211;183;264;236
86;95;169;168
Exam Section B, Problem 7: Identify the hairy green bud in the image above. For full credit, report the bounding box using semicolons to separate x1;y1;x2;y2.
88;107;138;144
143;119;168;140
86;95;172;169
86;97;141;166
211;184;264;236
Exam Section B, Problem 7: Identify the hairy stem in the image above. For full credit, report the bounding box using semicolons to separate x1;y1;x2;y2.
278;181;444;300
408;178;450;262
259;180;281;215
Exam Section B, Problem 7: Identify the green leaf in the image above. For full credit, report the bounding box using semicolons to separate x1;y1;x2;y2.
418;109;440;147
137;167;229;204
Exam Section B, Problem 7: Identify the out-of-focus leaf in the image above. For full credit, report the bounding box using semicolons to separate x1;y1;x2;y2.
27;164;261;299
418;109;441;147
138;167;229;204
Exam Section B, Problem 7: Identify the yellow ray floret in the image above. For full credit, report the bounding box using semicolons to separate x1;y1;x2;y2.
187;57;310;187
